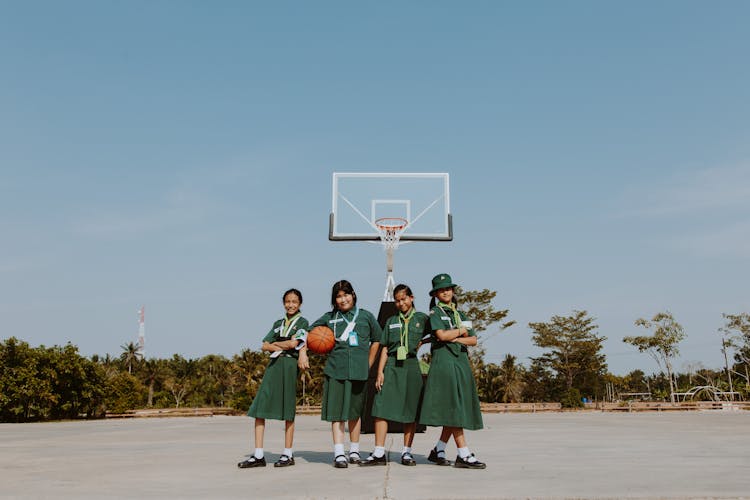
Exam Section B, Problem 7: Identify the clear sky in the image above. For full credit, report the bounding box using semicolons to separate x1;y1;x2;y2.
2;1;748;375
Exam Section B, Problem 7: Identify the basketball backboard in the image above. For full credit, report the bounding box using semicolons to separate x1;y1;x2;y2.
329;172;452;241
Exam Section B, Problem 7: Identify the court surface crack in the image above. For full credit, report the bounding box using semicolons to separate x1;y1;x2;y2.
383;436;393;499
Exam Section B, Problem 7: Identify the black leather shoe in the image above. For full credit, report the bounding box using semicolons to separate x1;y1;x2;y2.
237;456;266;468
333;455;349;468
454;454;486;469
401;453;416;466
348;452;361;464
427;447;452;466
274;454;295;467
359;454;387;466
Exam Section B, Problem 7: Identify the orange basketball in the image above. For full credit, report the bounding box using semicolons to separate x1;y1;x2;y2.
306;325;335;354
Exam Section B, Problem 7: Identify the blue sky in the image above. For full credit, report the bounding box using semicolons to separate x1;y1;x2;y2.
2;1;748;374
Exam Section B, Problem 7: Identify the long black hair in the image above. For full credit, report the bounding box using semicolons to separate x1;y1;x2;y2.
283;288;303;304
330;280;357;312
393;283;413;298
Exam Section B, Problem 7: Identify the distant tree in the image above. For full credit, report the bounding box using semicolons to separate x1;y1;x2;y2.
1;338;106;422
529;310;607;395
521;359;556;402
139;358;167;407
105;371;144;414
455;286;515;346
120;341;143;374
453;286;515;385
229;349;268;410
498;354;524;403
166;355;197;408
720;313;750;384
623;311;685;403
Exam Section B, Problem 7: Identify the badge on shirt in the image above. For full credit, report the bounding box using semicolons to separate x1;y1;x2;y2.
348;331;359;346
396;346;407;360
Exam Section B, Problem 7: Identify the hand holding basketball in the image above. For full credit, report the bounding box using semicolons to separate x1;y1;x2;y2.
306;325;335;354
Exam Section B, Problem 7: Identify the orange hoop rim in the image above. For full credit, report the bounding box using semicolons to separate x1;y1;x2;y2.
375;217;408;231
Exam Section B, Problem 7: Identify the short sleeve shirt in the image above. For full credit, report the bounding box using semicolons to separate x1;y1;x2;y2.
382;310;430;357
262;315;309;359
429;303;475;356
310;307;382;380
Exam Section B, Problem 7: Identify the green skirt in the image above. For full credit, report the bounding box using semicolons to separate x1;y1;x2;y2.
247;356;298;422
321;376;366;422
371;357;423;423
419;348;483;430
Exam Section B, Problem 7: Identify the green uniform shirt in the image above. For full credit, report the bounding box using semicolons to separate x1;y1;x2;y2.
382;310;430;357
310;308;382;380
429;303;476;356
262;314;309;359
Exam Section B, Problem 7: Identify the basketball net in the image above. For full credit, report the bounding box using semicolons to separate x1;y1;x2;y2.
375;218;408;301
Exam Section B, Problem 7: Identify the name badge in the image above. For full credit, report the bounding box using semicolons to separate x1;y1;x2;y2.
348;332;359;346
396;346;407;360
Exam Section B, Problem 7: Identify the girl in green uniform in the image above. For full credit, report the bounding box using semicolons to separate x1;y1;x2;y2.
238;288;309;469
309;280;382;468
419;273;486;469
361;284;428;466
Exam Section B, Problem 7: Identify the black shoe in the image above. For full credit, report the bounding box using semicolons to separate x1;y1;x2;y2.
401;452;416;466
427;447;452;466
237;456;266;468
333;455;349;468
454;454;486;469
274;454;295;467
348;451;361;464
359;454;387;466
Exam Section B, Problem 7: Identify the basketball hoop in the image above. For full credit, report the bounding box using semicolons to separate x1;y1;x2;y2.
375;217;408;251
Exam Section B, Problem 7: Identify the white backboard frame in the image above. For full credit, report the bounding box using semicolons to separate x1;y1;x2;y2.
329;172;452;241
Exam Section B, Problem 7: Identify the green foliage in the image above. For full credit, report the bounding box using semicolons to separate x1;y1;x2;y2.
105;371;144;414
0;337;105;421
560;387;584;408
521;359;559;402
624;311;685;402
529;310;607;396
454;286;515;336
720;312;750;367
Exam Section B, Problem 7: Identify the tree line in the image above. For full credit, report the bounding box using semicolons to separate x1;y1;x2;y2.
2;290;748;423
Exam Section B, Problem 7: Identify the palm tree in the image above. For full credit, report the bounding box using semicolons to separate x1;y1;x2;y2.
120;342;143;374
141;358;165;407
499;354;524;403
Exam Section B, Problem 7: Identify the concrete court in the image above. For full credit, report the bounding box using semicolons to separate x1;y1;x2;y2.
1;411;749;499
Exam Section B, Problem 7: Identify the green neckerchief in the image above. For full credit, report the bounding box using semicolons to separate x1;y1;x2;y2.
398;308;415;348
281;312;301;338
438;302;462;331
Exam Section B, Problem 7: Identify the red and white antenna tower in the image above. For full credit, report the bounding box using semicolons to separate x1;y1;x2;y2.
137;306;145;357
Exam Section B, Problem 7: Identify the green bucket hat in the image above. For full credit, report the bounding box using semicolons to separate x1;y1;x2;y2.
430;273;458;295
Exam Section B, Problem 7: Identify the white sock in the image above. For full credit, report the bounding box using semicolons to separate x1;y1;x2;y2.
435;439;447;457
458;447;477;462
283;448;293;457
349;442;360;455
334;443;345;459
373;446;385;458
254;448;264;459
402;446;412;455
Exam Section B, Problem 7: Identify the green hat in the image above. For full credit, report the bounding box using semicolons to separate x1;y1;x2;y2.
430;273;458;295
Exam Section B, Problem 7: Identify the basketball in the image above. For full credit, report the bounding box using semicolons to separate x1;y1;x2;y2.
306;325;335;354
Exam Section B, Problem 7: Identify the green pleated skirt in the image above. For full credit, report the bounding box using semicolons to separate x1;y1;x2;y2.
247;356;298;422
371;357;423;423
419;348;483;430
321;376;366;422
